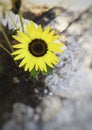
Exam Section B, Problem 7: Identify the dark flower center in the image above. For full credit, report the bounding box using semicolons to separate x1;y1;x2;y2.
28;39;47;57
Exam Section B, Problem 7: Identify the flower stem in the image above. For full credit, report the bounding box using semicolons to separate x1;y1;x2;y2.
0;25;14;52
19;11;24;32
0;43;11;55
8;12;18;30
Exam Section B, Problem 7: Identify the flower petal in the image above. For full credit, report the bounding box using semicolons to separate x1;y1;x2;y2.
19;57;28;67
37;57;47;72
44;51;59;65
12;35;30;43
17;31;30;41
43;26;50;35
12;43;27;49
46;35;60;43
12;20;65;73
48;43;64;52
14;53;25;60
26;23;31;35
12;49;25;55
49;30;55;36
30;20;36;31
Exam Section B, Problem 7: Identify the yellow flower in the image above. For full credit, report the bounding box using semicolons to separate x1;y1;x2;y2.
12;21;64;72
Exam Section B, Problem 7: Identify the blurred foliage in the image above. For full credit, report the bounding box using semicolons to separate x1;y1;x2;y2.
11;0;21;13
0;1;9;16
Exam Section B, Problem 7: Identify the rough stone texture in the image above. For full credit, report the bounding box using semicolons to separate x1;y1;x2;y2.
1;0;92;130
22;0;92;11
37;96;62;121
41;96;92;130
44;5;92;130
2;103;38;130
46;6;92;98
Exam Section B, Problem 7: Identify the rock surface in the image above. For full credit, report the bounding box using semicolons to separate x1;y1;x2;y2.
1;0;92;130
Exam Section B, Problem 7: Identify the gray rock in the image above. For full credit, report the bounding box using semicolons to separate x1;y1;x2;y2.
45;7;92;99
1;1;92;130
2;103;38;130
37;96;62;121
42;96;92;130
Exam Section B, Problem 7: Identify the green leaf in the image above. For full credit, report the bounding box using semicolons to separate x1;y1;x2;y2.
30;68;40;78
43;65;53;75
